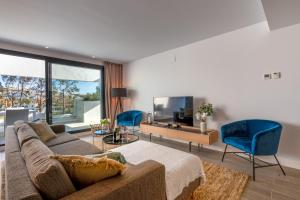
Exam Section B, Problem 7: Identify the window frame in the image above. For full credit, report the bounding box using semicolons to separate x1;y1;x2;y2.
0;48;106;126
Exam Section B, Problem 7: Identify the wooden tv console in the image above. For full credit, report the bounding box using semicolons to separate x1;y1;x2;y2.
140;122;219;152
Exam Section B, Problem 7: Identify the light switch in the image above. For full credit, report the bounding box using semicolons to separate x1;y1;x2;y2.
264;74;271;80
272;72;281;79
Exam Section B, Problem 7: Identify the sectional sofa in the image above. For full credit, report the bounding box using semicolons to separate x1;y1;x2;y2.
5;124;166;200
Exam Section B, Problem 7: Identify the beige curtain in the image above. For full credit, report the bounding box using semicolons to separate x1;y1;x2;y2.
104;61;123;125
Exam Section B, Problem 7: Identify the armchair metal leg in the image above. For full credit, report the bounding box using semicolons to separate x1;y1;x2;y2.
252;155;255;181
221;144;228;162
274;155;286;176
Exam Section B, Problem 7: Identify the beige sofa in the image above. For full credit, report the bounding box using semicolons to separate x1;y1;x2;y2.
5;124;166;200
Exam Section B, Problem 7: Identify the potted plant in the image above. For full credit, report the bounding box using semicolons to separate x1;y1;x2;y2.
100;118;110;132
195;103;213;133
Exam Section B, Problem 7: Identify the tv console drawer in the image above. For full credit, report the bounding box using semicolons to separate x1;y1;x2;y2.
140;123;218;145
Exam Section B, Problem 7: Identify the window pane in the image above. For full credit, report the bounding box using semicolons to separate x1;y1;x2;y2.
0;54;46;144
51;64;102;132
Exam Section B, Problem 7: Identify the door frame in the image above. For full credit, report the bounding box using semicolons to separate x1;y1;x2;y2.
46;58;105;125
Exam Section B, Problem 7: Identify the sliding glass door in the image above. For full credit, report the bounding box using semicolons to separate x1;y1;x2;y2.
0;49;105;142
48;61;104;132
0;53;46;144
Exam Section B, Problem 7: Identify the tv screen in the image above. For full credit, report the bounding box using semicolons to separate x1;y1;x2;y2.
153;96;193;126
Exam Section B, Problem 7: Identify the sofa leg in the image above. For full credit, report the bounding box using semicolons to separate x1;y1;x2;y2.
221;144;228;162
274;155;286;176
252;155;255;181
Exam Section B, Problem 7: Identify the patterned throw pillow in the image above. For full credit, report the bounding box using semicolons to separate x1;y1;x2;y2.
87;151;127;164
50;155;126;188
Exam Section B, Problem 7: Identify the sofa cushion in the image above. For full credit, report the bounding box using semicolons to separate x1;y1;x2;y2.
45;132;79;147
50;124;66;134
14;120;25;132
17;123;40;147
5;151;43;200
5;126;21;153
29;121;57;143
50;140;102;155
21;139;76;200
51;155;125;188
224;136;252;153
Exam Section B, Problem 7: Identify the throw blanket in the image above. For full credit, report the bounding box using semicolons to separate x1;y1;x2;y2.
112;141;205;200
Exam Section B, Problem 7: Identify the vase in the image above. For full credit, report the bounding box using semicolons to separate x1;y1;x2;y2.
200;122;207;133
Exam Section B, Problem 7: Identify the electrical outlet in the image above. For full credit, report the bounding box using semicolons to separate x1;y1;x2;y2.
264;74;271;80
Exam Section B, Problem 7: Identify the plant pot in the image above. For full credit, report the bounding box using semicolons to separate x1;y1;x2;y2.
200;122;207;133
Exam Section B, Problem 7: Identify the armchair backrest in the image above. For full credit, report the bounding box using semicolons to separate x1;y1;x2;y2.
246;119;281;139
248;119;282;155
117;110;143;126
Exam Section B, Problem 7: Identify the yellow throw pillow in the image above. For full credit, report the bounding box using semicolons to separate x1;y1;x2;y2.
29;121;57;143
50;155;126;188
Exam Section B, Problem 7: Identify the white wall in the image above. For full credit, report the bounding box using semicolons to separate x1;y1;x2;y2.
124;21;300;169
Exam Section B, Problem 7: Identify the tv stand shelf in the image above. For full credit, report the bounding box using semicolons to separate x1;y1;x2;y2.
140;122;218;152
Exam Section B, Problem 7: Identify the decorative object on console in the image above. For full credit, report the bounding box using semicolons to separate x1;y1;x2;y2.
111;87;128;127
147;112;152;124
195;103;213;133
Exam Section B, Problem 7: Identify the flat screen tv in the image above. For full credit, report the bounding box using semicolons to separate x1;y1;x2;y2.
153;96;193;126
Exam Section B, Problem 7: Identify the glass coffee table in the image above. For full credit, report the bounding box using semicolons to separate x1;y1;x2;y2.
102;133;139;145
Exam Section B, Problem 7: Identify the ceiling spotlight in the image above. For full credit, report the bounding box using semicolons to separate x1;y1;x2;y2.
45;46;49;49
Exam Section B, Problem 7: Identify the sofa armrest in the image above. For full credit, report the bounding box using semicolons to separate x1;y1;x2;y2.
50;124;65;134
61;160;166;200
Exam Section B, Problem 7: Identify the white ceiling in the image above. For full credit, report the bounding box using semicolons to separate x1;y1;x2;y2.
0;0;266;63
261;0;300;30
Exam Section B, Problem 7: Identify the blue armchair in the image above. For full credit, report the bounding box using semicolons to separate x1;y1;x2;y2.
221;119;285;180
117;110;143;133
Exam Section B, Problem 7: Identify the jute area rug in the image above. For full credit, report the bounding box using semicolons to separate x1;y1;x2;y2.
189;161;249;200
